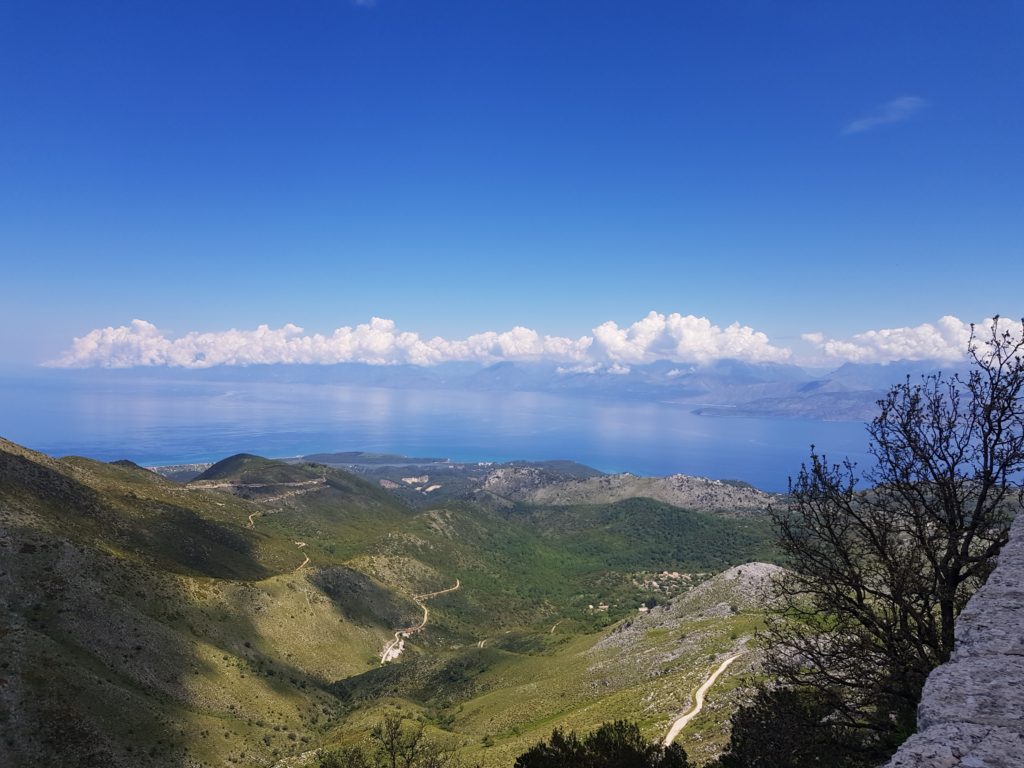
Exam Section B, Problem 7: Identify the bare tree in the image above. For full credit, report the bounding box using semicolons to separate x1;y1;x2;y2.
762;317;1024;753
371;713;425;768
367;713;463;768
319;714;469;768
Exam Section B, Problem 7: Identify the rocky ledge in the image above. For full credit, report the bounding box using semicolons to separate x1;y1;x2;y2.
886;513;1024;768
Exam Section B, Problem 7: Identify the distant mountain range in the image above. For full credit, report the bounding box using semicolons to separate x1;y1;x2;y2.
64;357;963;422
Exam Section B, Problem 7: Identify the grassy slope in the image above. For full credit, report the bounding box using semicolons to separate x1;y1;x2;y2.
383;499;775;637
322;567;774;768
2;441;779;768
193;454;319;484
308;499;778;767
0;441;417;768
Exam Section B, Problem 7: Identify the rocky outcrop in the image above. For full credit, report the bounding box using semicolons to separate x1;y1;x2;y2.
595;562;783;651
886;513;1024;768
481;467;775;515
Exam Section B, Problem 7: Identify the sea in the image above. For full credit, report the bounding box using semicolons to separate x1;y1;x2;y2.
0;369;872;492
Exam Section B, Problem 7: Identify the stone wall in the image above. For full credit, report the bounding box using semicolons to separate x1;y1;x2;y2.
886;514;1024;768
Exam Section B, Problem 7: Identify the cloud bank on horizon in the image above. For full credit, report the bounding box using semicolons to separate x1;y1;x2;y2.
48;313;1001;370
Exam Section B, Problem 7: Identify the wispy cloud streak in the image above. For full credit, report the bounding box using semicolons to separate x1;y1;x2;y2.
842;96;927;135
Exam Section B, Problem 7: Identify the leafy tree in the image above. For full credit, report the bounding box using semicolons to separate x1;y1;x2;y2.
514;720;688;768
755;317;1024;761
710;687;868;768
514;727;584;768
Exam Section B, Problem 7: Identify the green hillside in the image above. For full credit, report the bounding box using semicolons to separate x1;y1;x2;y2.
194;453;316;483
1;440;411;768
1;439;781;768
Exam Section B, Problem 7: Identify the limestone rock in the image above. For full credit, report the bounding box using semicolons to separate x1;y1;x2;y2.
885;514;1024;767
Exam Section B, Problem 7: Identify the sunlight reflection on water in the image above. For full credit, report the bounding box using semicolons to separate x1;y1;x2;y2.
0;372;871;491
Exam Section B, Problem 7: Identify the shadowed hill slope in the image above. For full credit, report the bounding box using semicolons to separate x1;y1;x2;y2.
1;439;781;768
0;439;420;768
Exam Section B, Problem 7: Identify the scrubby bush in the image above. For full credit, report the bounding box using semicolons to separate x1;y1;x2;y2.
513;720;688;768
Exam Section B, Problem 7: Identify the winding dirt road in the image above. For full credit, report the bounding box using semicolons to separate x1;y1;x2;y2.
663;652;744;746
380;579;461;664
415;580;462;601
250;483;327;505
293;542;309;571
196;478;327;511
242;505;311;571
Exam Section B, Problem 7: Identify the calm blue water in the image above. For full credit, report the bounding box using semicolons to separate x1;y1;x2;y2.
0;370;871;492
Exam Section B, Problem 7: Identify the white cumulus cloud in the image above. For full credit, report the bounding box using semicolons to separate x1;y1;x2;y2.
55;313;1009;370
590;312;791;364
49;312;791;369
49;318;596;369
804;316;984;363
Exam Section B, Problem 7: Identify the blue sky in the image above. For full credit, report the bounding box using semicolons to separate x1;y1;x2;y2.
1;1;1021;366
